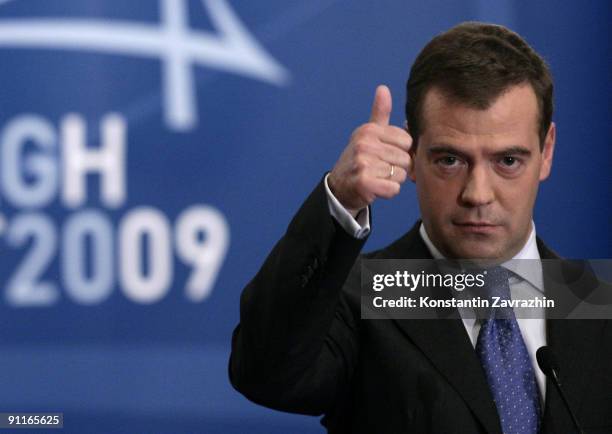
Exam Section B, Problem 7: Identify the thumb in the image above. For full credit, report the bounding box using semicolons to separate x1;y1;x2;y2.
369;85;392;126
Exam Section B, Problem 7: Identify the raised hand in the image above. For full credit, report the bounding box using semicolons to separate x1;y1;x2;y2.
328;85;413;211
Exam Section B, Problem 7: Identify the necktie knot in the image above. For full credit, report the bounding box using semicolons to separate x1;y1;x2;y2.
480;266;511;301
466;266;513;320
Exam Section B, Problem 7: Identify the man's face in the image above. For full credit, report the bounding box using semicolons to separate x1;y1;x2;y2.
410;84;555;261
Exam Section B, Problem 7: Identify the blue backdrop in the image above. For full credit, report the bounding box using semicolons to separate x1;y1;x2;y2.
0;1;609;433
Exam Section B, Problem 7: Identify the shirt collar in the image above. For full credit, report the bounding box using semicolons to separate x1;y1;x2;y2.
418;222;544;292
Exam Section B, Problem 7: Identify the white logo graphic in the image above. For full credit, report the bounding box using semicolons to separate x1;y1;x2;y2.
0;0;290;131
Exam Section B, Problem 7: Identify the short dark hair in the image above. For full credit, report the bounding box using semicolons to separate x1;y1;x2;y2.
405;22;553;148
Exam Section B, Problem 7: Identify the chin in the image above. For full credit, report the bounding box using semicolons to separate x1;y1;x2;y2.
449;241;505;261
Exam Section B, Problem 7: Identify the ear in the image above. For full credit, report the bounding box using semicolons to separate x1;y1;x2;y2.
408;152;417;182
539;122;555;181
405;120;417;182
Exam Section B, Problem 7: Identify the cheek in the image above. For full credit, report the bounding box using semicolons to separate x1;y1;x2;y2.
416;160;444;189
415;163;465;207
498;177;539;218
416;176;460;216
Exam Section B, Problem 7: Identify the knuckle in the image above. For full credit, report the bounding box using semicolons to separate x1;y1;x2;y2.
360;123;378;136
353;140;369;154
398;154;411;170
400;128;413;141
403;158;412;171
393;127;413;148
390;148;403;162
353;155;368;171
383;182;400;198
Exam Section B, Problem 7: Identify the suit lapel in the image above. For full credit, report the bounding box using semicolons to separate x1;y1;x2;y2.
537;239;607;432
379;223;503;434
396;318;504;434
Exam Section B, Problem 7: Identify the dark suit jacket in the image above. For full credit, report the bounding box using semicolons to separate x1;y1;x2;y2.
229;180;612;433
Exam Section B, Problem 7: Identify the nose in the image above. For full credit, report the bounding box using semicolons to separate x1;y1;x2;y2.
460;165;495;207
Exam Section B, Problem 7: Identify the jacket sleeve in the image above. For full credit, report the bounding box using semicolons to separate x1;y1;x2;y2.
228;178;368;415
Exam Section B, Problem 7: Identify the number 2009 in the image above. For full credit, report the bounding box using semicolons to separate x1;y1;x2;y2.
3;206;229;306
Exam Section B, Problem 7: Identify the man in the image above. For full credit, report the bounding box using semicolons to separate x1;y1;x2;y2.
229;22;611;433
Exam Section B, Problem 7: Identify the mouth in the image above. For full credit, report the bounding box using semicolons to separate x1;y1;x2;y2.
453;221;501;234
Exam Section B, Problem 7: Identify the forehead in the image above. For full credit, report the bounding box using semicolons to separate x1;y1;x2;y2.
419;84;540;150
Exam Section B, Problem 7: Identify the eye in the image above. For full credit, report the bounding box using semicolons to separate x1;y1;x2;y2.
501;156;518;166
437;156;459;166
496;155;524;174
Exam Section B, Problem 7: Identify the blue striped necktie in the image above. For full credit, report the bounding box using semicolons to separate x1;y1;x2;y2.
475;266;541;434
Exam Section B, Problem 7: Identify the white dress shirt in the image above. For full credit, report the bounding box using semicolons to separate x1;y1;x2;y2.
323;173;547;402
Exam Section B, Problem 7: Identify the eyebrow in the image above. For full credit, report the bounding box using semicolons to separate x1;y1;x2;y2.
427;144;532;158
